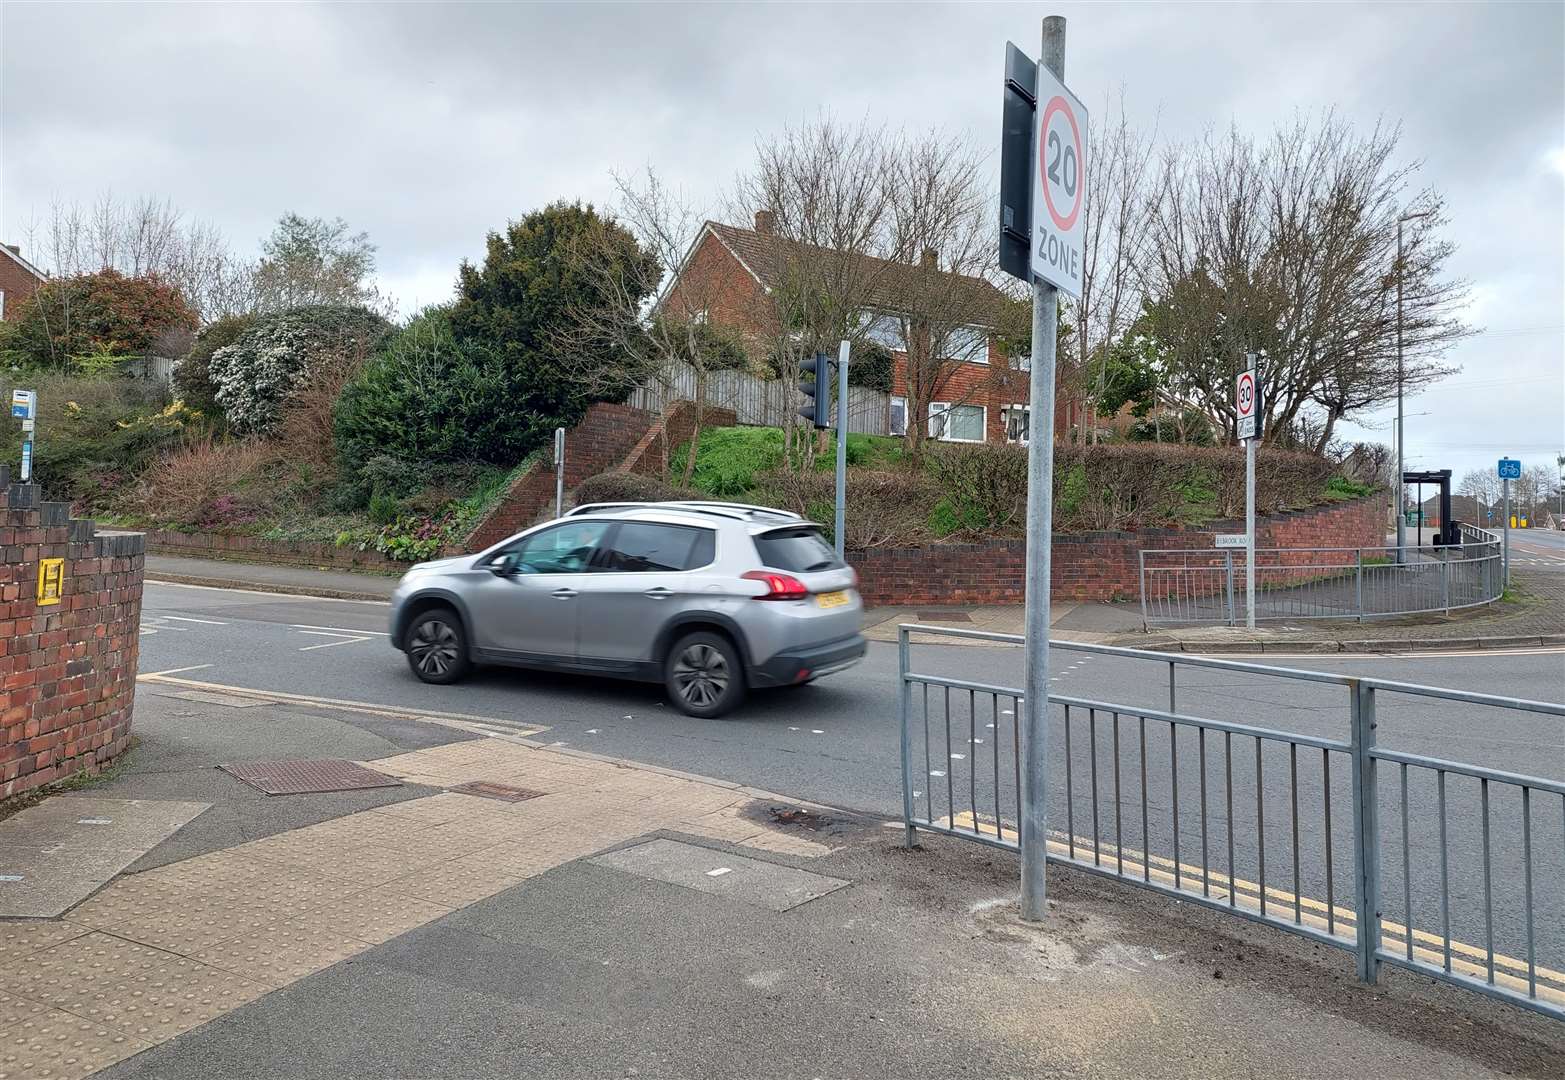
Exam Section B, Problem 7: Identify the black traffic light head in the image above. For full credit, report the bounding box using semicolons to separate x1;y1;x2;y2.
798;352;831;429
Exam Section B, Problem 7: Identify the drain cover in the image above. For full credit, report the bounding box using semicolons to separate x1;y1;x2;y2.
219;759;401;796
449;781;546;803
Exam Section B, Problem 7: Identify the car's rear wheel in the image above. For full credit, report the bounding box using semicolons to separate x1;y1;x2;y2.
405;608;470;684
666;631;745;718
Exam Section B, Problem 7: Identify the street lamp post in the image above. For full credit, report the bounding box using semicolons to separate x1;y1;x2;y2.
1394;209;1433;560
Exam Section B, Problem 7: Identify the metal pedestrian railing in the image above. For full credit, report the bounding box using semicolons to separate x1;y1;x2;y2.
1138;524;1504;626
897;624;1565;1020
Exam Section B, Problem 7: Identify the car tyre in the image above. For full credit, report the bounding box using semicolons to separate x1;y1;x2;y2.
665;631;746;718
405;608;470;685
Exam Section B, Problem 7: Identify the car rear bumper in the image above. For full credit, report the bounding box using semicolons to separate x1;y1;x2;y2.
748;634;867;688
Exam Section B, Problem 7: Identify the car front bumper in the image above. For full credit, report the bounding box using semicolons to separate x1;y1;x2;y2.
748;633;868;688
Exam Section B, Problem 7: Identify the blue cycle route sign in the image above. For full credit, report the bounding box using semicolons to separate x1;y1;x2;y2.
1497;458;1521;480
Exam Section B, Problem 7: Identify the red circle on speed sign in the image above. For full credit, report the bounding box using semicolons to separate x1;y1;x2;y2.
1039;95;1084;232
1236;371;1256;417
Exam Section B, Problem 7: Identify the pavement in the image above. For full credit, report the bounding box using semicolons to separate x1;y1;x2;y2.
3;685;1562;1079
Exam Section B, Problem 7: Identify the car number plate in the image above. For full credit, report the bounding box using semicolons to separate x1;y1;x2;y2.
816;590;849;609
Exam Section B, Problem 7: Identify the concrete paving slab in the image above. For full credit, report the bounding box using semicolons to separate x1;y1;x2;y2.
587;838;849;912
0;799;209;918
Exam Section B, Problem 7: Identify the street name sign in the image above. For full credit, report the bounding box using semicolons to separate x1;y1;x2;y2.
1497;458;1521;480
1214;534;1247;549
1029;63;1088;297
1236;368;1261;441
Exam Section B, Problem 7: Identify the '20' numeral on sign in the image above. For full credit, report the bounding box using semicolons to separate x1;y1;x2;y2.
1046;131;1078;197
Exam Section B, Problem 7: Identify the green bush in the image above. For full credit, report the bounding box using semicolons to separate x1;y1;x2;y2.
924;443;1030;536
333;308;540;506
0;374;190;507
752;468;937;549
174;314;256;421
573;471;697;506
670;426;905;498
209;304;391;435
1324;475;1375;500
0;269;198;372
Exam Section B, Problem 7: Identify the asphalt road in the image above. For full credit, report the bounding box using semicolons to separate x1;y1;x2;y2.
137;579;1565;976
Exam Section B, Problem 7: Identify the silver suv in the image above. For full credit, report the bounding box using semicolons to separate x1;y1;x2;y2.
388;501;866;717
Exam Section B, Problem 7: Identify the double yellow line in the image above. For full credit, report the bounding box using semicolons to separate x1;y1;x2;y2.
939;810;1564;1006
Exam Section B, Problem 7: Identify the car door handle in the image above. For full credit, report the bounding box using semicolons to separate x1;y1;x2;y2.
644;587;673;600
551;588;578;600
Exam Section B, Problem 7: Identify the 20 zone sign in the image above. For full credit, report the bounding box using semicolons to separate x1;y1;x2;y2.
1030;65;1088;298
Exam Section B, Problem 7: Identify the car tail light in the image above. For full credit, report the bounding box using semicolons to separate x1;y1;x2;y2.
741;570;809;601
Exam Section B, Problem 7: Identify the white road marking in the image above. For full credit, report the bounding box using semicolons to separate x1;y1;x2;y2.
140;664;214;677
706;867;733;877
290;623;390;637
929;770;946;777
164;615;229;626
296;630;372;651
950;753;965;760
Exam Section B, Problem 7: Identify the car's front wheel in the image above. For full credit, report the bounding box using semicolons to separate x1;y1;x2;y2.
405;608;470;685
665;631;746;718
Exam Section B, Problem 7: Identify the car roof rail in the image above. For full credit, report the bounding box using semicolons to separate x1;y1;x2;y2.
564;500;802;523
660;501;802;520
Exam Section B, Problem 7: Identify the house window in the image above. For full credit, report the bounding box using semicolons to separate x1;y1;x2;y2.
0;290;5;321
929;401;986;443
1002;404;1030;445
945;325;989;364
859;311;906;351
889;395;908;437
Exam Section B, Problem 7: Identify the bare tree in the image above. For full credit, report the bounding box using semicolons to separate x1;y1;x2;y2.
730;117;907;463
21;193;256;322
1141;113;1469;447
556;169;746;485
1069;94;1157;444
1457;468;1502;524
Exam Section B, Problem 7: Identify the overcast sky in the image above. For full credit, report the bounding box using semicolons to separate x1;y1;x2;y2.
2;1;1561;484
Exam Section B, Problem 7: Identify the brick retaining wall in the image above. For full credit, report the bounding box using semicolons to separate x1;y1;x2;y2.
1;472;146;800
849;493;1385;606
145;530;404;573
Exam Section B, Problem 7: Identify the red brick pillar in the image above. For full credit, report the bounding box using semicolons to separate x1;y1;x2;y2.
1;473;146;801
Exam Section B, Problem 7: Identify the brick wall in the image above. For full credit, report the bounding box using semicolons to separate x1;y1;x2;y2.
0;246;46;320
850;493;1385;606
1;474;145;801
144;531;404;574
618;401;738;478
459;402;663;552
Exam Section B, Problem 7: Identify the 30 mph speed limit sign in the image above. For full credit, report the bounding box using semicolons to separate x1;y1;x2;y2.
1029;63;1088;298
1236;368;1262;441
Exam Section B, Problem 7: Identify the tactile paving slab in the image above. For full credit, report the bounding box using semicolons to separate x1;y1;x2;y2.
218;759;401;796
448;781;546;803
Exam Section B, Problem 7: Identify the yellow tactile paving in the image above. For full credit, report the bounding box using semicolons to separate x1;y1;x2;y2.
0;923;92;973
0;990;153;1080
1;933;267;1043
191;920;372;988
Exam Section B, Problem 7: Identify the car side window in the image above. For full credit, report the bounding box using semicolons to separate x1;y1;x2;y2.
493;521;610;575
601;523;714;573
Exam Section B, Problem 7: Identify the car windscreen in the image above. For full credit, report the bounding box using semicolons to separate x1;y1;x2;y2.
753;527;842;573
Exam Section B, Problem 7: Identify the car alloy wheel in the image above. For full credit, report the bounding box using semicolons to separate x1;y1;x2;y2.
673;643;729;709
410;618;461;678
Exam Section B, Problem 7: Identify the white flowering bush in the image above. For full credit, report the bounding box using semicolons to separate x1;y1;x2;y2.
209;305;390;435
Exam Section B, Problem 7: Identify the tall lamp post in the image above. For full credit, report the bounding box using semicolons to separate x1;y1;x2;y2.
1394;208;1434;561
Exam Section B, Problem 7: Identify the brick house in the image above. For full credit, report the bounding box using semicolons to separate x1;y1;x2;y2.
0;243;48;321
662;211;1075;444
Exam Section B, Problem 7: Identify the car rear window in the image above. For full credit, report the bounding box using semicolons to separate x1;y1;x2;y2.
753;527;842;573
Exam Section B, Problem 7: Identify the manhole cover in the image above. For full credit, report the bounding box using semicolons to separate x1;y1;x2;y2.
450;781;546;803
219;759;401;796
916;610;973;623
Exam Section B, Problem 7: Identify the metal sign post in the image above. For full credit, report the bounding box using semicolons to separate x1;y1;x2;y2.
554;427;566;518
1498;457;1520;587
1237;356;1261;629
835;340;850;563
11;388;37;483
1020;14;1081;924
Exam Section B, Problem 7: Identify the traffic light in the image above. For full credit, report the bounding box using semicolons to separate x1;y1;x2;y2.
798;352;831;429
